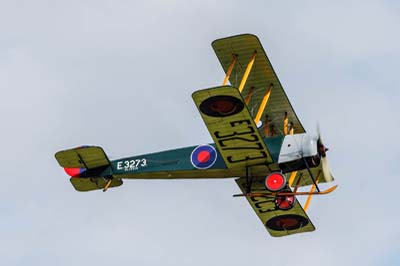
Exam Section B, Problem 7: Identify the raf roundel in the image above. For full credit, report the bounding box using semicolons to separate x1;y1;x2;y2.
191;145;217;169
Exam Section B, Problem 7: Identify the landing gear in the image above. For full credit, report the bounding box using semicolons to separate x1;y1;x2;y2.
265;172;286;192
274;195;295;210
244;166;253;194
264;172;295;210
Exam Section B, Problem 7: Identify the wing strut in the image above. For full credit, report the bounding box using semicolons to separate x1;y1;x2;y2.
304;172;321;211
264;115;270;136
288;171;297;186
238;51;256;93
283;112;289;135
244;86;254;104
287;121;298;186
302;157;321;192
289;123;294;135
254;84;273;124
293;173;303;193
222;55;237;85
244;165;254;194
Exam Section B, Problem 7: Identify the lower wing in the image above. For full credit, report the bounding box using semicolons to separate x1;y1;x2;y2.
235;176;315;237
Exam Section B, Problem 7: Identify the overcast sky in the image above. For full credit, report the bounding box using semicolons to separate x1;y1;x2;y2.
1;1;399;265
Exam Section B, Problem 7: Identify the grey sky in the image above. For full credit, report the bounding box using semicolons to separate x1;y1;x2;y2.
1;1;399;265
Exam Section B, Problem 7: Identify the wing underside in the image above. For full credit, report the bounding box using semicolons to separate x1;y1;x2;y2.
192;85;274;168
212;34;305;137
235;176;315;237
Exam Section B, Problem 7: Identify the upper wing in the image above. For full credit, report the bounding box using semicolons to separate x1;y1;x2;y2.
235;177;315;237
212;34;305;136
192;85;274;168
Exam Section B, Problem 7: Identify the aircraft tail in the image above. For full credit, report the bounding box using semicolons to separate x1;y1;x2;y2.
55;146;123;192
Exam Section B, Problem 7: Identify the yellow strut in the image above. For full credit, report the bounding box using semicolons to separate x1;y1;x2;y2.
283;112;289;135
254;84;273;124
304;172;321;211
222;55;237;85
288;171;297;187
288;124;297;186
238;52;256;93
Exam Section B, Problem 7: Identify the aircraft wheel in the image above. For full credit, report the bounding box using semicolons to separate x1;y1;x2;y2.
275;195;295;210
265;172;286;192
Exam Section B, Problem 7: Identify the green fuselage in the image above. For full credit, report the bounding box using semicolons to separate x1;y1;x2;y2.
103;136;285;180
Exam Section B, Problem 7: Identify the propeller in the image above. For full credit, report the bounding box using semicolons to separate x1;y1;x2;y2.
317;125;334;182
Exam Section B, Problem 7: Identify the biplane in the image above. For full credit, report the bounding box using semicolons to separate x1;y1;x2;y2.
55;34;337;237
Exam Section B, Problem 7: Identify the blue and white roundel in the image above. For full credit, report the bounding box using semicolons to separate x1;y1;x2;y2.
190;145;217;169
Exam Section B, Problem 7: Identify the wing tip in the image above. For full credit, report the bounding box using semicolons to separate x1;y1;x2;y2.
211;33;260;48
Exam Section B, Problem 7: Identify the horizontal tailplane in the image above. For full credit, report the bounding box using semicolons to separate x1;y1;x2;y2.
55;146;122;192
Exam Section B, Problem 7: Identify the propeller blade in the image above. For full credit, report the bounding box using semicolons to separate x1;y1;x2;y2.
321;156;334;182
317;124;334;182
317;123;323;143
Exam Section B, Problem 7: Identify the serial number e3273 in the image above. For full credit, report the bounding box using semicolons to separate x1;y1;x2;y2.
116;159;147;171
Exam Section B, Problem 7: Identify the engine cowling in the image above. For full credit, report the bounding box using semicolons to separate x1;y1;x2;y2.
278;133;320;173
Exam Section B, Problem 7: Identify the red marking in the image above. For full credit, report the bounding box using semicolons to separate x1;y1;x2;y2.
197;151;211;163
275;196;295;210
276;217;299;228
210;100;235;114
64;168;82;177
265;173;286;191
